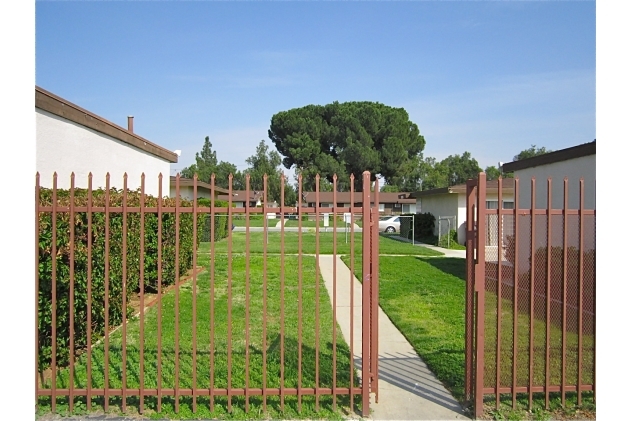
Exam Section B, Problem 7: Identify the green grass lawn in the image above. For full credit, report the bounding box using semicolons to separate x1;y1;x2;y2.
416;235;466;250
281;219;325;228
231;218;269;227
341;255;594;419
38;252;357;420
199;232;443;257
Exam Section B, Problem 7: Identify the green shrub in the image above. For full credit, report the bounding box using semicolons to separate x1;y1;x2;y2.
197;198;230;242
37;187;204;371
400;212;435;239
437;229;458;248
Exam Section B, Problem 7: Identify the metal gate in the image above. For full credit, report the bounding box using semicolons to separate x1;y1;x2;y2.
465;173;595;418
35;171;380;417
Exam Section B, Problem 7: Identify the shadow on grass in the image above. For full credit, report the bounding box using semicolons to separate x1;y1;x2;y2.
38;336;361;419
416;256;466;281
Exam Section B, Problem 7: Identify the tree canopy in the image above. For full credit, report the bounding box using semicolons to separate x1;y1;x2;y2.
244;140;296;206
417;152;482;190
484;165;502;181
179;136;243;190
268;101;425;191
513;144;553;161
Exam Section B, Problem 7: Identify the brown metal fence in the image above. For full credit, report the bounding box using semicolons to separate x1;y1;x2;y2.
35;171;380;417
465;173;595;418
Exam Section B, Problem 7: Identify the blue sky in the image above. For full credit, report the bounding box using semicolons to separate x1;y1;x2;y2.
35;1;595;179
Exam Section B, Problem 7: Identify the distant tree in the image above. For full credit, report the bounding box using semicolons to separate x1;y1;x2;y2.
244;140;297;205
513;145;553;161
419;152;482;190
440;152;482;186
268;101;426;191
215;161;245;190
420;157;448;191
380;185;401;193
485;165;502;181
181;136;217;183
181;136;246;189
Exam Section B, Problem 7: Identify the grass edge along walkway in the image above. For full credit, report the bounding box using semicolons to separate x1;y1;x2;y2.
341;254;595;421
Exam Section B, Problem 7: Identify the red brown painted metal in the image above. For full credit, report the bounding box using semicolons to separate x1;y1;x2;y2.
87;174;93;411
349;174;356;413
529;178;536;410
314;174;321;411
332;176;338;411
35;171;380;416
512;178;520;410
155;174;161;412
545;178;552;409
262;174;268;412
280;174;286;411
464;180;476;404
51;173;57;412
561;178;568;407
465;173;596;417
245;174;251;413
69;174;76;412
104;174;111;412
495;177;503;410
577;179;584;406
371;178;380;402
227;174;234;412
361;171;371;418
175;174;181;413
209;174;216;412
474;172;487;419
297;174;304;413
35;173;40;408
192;175;199;413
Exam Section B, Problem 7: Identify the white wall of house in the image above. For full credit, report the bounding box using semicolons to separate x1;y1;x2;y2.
402;203;416;213
417;193;459;239
37;109;171;197
169;186;216;201
418;191;515;245
513;154;595;210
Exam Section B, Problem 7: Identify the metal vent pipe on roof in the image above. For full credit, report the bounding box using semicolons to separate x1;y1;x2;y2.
127;115;134;133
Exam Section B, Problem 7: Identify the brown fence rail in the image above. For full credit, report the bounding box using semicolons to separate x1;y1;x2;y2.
35;171;380;417
465;173;595;418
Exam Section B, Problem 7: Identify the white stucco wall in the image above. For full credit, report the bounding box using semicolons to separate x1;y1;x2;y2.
417;190;515;245
417;193;460;239
37;109;171;197
513;154;595;210
169;186;217;201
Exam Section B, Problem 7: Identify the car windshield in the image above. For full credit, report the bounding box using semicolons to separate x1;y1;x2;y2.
379;216;392;221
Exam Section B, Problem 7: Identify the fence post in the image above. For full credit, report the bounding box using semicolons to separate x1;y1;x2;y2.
465;180;477;403
361;171;371;417
371;177;380;402
475;172;487;418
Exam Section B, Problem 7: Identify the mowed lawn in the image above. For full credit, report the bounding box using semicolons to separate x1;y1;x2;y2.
199;231;443;257
341;254;595;417
39;251;357;420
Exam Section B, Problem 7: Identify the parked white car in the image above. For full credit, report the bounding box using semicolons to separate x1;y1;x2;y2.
378;215;400;233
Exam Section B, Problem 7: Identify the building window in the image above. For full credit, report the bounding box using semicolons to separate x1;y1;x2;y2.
486;200;514;209
379;203;385;212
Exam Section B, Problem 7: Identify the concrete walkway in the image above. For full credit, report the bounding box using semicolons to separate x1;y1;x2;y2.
318;255;469;420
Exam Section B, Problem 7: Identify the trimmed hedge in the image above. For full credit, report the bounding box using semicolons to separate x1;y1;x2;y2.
37;188;225;370
197;198;230;242
400;212;435;239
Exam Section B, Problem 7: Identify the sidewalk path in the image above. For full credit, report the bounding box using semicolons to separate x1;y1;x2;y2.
318;255;469;420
